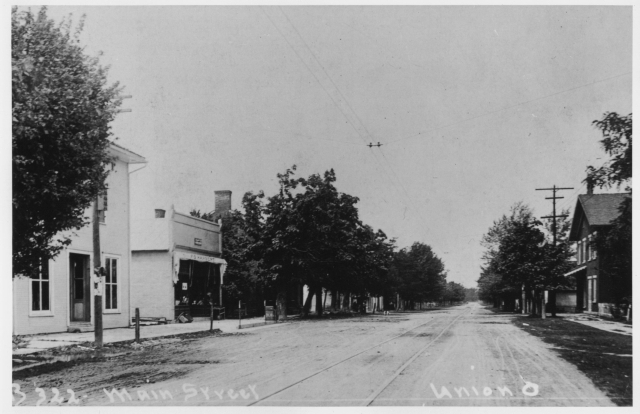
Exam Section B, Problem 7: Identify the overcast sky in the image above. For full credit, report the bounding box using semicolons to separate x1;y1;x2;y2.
42;5;632;288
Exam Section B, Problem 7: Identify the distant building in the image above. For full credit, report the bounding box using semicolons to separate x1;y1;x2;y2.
565;189;630;317
131;192;231;321
13;143;146;335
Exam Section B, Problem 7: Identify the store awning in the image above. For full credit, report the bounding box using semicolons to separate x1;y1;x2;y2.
564;266;587;277
173;251;227;284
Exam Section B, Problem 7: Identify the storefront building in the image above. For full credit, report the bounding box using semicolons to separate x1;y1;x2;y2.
13;143;146;335
131;204;228;320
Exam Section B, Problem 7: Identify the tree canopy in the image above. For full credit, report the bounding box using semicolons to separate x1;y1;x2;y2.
392;242;447;304
477;202;573;312
193;166;448;316
12;7;123;277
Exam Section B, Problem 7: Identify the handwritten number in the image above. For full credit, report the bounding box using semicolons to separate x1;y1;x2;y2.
12;384;26;406
35;387;46;406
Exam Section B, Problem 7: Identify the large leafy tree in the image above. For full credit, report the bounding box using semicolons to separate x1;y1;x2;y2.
262;166;374;317
12;7;123;277
585;112;632;191
443;281;466;305
392;242;447;308
191;191;268;312
585;112;632;307
478;203;536;309
478;202;569;315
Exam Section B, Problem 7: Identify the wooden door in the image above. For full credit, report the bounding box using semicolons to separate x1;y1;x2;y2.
69;253;91;321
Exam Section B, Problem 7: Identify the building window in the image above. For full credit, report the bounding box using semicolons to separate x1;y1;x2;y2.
591;232;597;260
31;259;51;312
582;239;587;264
586;236;591;262
104;257;118;310
577;241;582;264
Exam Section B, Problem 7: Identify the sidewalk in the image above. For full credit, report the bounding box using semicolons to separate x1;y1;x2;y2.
13;316;278;356
562;313;632;336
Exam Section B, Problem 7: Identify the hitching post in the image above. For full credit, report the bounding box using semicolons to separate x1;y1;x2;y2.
210;301;214;332
135;308;140;343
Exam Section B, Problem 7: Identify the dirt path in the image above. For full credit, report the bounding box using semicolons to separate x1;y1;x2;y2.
12;303;614;406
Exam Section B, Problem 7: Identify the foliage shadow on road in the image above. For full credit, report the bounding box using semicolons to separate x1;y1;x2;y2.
508;313;633;406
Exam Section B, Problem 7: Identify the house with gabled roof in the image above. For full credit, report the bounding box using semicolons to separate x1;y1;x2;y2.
13;143;146;335
564;188;630;317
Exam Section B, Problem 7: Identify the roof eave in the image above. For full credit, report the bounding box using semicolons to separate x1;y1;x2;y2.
108;144;147;164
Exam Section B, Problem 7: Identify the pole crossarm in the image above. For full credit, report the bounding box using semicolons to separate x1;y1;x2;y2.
536;185;574;246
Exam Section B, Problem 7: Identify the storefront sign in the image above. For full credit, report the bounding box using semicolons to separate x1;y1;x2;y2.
172;252;228;284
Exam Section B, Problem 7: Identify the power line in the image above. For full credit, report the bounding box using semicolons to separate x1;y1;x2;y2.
276;9;433;230
260;7;367;147
557;182;586;212
537;185;574;246
262;7;430;234
386;72;631;145
379;147;431;232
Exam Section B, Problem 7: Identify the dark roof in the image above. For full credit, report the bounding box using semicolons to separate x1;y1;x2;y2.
569;193;630;241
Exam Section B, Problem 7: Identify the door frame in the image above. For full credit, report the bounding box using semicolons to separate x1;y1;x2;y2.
68;251;92;323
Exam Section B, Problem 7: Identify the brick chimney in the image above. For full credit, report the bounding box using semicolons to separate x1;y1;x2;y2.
587;181;594;195
213;190;232;219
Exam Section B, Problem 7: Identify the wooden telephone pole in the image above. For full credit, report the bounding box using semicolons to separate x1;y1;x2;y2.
93;95;132;347
93;197;104;347
536;185;574;318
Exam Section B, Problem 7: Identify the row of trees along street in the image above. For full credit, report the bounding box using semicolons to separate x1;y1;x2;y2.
477;202;573;316
192;166;467;318
477;112;632;317
11;7;470;319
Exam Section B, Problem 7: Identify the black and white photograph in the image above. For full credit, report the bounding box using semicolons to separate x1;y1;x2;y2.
10;2;633;408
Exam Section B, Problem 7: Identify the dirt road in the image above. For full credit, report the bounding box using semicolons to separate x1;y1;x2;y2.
12;302;614;406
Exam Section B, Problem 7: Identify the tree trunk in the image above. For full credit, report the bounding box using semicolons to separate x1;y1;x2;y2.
540;290;546;319
549;290;557;317
315;286;323;317
302;286;314;317
331;289;338;311
323;288;328;312
342;293;350;310
358;296;366;314
277;289;287;321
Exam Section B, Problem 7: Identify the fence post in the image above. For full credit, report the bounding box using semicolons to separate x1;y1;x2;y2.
238;300;241;329
210;301;214;332
135;308;140;343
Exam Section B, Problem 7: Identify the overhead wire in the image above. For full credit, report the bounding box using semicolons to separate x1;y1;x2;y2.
385;72;632;145
262;6;429;232
276;7;433;234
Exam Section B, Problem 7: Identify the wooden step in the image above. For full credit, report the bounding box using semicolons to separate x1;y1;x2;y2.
67;323;93;333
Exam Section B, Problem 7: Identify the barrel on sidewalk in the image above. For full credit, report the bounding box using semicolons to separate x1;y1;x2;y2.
265;305;278;322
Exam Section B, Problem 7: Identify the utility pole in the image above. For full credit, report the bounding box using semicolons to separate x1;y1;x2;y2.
92;95;132;347
536;185;574;319
93;197;104;347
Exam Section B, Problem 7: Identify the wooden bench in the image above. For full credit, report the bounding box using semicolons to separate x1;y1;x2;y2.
131;316;168;326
